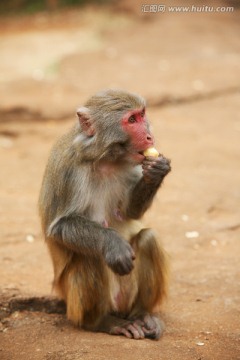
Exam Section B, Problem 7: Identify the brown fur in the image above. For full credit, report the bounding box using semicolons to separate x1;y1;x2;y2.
39;89;171;340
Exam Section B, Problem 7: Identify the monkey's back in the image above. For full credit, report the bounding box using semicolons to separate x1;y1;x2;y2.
38;126;79;234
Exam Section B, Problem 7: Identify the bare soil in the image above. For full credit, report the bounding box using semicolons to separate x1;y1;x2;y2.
0;2;240;359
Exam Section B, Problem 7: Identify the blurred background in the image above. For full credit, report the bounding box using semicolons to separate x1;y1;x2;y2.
0;0;239;117
0;1;240;359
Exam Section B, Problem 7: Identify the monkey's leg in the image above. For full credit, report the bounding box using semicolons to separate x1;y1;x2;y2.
97;228;168;340
56;230;167;340
59;254;146;339
128;228;169;340
59;254;111;328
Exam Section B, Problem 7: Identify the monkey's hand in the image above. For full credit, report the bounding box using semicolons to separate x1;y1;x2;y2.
142;155;171;185
103;230;136;276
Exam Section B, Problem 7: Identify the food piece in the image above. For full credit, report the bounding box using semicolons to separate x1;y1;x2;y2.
143;147;159;158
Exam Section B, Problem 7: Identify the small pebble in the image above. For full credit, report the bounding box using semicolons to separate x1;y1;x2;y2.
196;342;205;346
12;311;19;318
26;234;35;243
181;214;189;222
185;231;199;239
0;137;13;149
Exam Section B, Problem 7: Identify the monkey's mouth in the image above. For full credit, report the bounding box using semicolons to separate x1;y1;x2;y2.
138;150;147;157
131;151;145;163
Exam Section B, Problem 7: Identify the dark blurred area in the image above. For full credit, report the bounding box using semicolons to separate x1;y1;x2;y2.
0;0;239;14
0;0;113;14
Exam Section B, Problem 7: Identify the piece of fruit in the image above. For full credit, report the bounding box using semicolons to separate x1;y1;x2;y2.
143;147;159;157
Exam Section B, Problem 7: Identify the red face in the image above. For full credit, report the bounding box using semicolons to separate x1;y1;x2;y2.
121;108;154;163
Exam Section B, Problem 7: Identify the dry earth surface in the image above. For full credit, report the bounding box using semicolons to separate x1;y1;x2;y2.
0;1;240;359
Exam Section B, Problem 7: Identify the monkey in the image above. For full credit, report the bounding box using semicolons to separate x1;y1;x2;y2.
38;89;171;340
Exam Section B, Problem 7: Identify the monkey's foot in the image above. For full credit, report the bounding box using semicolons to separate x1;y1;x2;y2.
95;314;164;340
131;314;165;340
110;314;164;340
96;314;144;339
110;320;146;339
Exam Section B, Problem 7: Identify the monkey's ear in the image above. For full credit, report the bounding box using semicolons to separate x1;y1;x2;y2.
77;107;95;137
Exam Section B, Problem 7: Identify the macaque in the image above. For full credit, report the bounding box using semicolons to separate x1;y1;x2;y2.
39;89;171;340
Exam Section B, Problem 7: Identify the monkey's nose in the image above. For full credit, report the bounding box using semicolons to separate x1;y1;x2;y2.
146;134;154;144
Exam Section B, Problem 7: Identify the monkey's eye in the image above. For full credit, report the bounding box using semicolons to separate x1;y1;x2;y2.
140;109;145;117
128;115;136;124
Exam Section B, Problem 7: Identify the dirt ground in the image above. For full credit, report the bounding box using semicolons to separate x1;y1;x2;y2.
0;1;240;359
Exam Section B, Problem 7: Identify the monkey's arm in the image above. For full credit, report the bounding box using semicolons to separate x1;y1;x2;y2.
127;156;171;219
48;214;135;275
